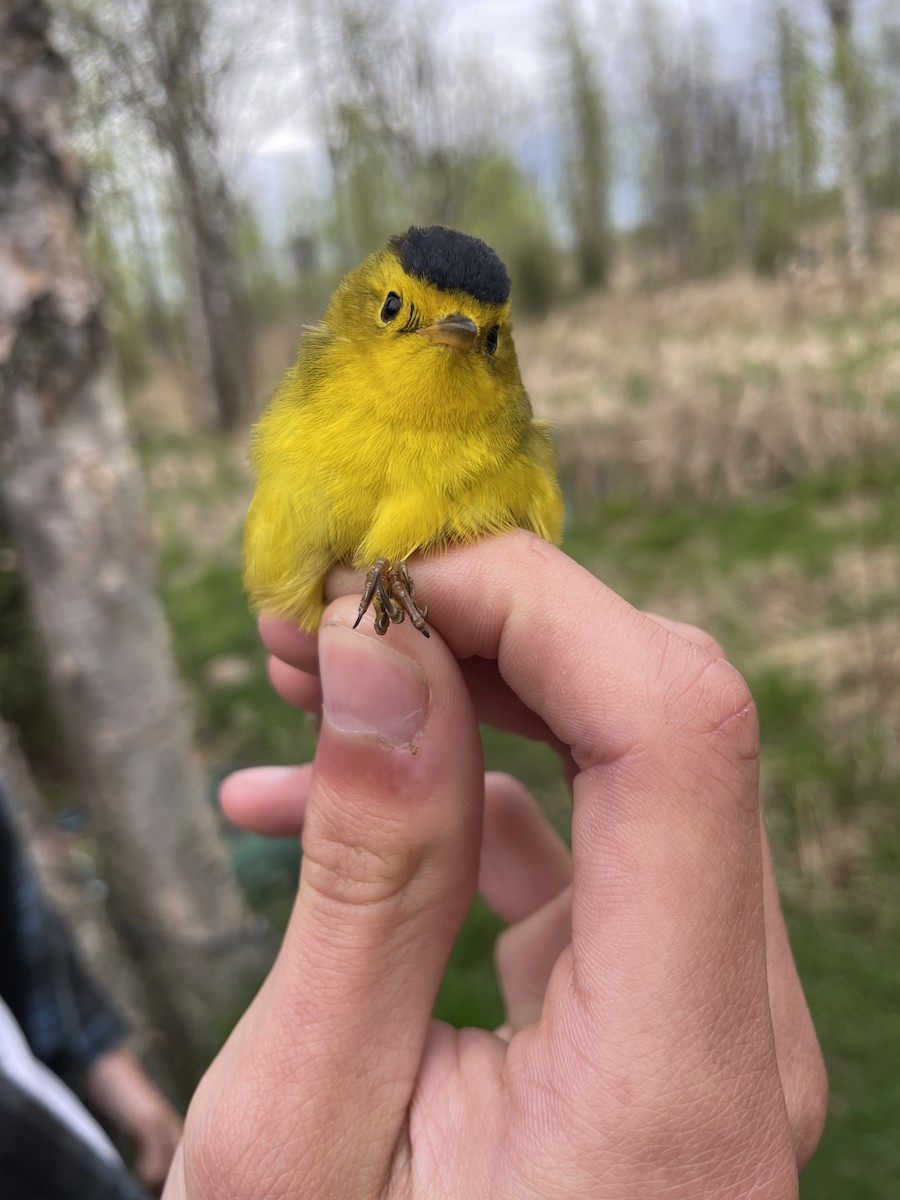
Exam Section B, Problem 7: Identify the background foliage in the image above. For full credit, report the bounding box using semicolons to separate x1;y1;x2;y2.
1;1;899;1194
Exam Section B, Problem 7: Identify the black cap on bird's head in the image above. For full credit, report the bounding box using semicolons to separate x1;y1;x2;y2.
390;226;511;306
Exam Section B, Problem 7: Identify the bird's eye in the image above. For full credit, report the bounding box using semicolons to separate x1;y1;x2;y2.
381;292;402;322
486;325;500;355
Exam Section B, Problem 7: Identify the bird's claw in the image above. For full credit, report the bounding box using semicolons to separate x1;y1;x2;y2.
353;558;430;638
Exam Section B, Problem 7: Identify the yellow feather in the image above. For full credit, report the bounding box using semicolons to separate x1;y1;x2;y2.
243;227;563;632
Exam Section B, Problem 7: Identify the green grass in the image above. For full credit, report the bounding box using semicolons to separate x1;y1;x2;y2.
792;905;900;1199
434;897;506;1029
161;559;317;768
6;407;897;1191
563;462;900;600
560;470;900;1195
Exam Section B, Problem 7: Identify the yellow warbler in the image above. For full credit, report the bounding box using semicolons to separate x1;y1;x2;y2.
243;225;563;637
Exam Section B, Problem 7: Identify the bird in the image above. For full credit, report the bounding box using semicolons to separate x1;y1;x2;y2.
243;224;563;638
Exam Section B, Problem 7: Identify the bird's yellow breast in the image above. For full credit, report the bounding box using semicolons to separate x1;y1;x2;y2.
243;236;563;630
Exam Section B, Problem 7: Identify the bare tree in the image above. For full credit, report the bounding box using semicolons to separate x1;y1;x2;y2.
554;1;613;289
744;2;824;274
635;0;697;278
298;0;505;266
825;0;871;273
693;40;752;272
871;10;900;210
299;0;430;262
65;0;252;429
0;0;273;1094
775;2;822;218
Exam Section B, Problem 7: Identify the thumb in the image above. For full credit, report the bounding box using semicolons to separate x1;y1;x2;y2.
184;598;484;1200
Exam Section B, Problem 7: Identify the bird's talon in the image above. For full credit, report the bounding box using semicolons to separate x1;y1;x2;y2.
356;558;429;638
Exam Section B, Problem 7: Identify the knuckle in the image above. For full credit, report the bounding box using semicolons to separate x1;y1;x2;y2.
664;651;759;762
301;823;422;911
506;526;560;566
300;835;420;907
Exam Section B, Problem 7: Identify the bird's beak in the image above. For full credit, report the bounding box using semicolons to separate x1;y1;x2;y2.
418;313;477;352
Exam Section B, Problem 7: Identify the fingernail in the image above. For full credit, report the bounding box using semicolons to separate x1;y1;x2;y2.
319;624;427;746
230;766;298;786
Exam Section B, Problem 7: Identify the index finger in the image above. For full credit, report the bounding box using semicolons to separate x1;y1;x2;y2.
406;534;764;1007
409;532;756;770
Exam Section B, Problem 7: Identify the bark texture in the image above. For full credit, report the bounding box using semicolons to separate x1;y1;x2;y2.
70;0;252;430
166;121;250;431
0;0;272;1093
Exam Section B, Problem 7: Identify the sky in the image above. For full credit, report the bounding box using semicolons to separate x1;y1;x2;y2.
242;0;764;237
238;0;884;238
254;0;767;158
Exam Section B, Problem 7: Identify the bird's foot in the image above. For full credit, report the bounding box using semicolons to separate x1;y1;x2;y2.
353;558;429;638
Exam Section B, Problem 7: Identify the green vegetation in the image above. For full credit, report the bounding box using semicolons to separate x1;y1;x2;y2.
117;409;893;1198
554;0;613;289
142;437;899;1198
2;1;897;1190
791;907;900;1199
4;226;898;1188
434;897;506;1030
72;178;900;1179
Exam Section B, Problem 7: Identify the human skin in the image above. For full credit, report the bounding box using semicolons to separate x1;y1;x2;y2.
84;1046;183;1195
164;532;827;1200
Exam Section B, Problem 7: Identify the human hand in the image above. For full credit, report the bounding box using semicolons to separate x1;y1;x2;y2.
166;532;826;1199
85;1046;183;1195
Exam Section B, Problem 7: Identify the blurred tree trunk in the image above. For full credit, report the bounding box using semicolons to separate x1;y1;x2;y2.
637;0;695;279
556;1;613;290
299;0;488;265
67;0;252;430
826;0;871;274
0;0;273;1095
775;4;821;223
165;121;250;431
881;25;900;211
